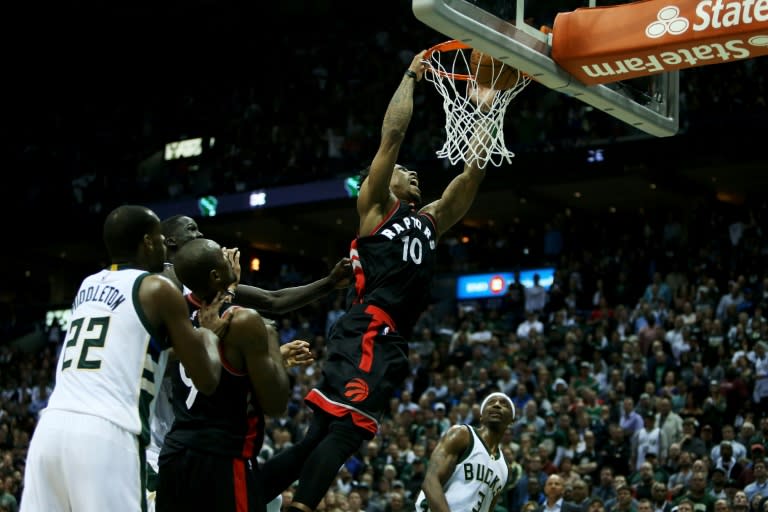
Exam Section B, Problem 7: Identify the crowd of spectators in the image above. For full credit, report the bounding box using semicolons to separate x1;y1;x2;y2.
3;187;768;512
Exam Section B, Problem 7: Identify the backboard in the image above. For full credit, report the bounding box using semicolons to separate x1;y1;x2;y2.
412;0;679;137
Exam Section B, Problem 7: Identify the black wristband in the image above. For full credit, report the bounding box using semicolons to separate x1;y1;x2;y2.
404;69;417;79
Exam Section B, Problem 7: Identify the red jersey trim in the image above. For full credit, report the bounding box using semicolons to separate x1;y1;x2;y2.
232;458;249;512
184;294;245;376
367;200;401;236
305;389;379;435
240;415;259;458
358;304;397;373
419;210;438;233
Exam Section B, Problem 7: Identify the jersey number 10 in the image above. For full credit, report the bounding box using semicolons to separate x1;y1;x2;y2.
401;235;424;264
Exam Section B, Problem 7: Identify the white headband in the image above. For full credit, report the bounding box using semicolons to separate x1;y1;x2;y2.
480;392;515;419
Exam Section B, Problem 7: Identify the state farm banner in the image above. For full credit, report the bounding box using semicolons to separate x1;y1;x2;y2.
551;0;768;85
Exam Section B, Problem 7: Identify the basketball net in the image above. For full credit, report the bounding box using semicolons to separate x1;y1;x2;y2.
422;41;531;169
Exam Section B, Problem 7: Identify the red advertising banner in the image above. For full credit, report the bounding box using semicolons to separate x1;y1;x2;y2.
551;0;768;85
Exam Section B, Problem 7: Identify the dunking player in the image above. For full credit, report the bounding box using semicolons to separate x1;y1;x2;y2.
415;393;516;512
20;205;226;512
262;50;494;511
145;214;351;501
156;238;309;512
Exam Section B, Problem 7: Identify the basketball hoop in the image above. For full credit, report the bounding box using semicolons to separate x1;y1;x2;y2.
422;40;531;168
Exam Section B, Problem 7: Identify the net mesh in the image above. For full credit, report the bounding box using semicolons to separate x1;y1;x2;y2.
422;44;531;168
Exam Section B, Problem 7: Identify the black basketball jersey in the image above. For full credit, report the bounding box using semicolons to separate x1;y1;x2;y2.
160;296;264;460
345;200;438;338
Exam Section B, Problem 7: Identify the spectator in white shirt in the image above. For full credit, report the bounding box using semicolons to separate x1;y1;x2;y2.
525;273;548;314
711;425;747;462
656;397;683;448
712;441;742;479
469;320;493;344
665;316;691;363
679;302;698;326
517;311;544;340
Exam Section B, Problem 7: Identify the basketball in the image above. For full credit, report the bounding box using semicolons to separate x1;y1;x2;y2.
470;49;521;90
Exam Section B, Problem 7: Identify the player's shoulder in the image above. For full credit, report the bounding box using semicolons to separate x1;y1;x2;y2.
226;307;268;347
227;306;263;324
442;423;473;448
416;201;439;229
143;272;179;288
127;272;174;296
138;273;185;299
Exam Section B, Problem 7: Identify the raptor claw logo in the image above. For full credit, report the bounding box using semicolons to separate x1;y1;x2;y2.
344;378;369;402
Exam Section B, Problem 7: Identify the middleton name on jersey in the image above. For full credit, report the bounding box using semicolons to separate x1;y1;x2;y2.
72;284;127;311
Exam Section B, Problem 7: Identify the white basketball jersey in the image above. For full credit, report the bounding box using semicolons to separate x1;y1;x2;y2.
415;425;509;512
146;374;174;471
45;267;170;444
146;284;188;464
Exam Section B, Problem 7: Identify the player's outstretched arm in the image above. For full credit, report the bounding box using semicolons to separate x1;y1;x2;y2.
420;159;485;240
234;258;352;314
358;51;426;234
420;112;491;239
141;274;222;395
421;424;471;512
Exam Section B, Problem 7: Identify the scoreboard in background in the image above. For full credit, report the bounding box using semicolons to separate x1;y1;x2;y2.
456;268;555;300
164;137;214;160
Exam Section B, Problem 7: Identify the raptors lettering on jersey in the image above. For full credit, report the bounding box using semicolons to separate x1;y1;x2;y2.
379;213;436;248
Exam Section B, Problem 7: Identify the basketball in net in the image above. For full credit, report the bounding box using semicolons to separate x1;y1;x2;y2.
470;50;521;90
421;40;532;168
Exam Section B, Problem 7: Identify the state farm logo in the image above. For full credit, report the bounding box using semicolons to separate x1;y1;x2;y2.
646;6;690;38
560;0;768;86
645;0;768;39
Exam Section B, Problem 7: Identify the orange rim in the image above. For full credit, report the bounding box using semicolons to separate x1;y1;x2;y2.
423;39;535;83
424;39;471;58
423;39;473;81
